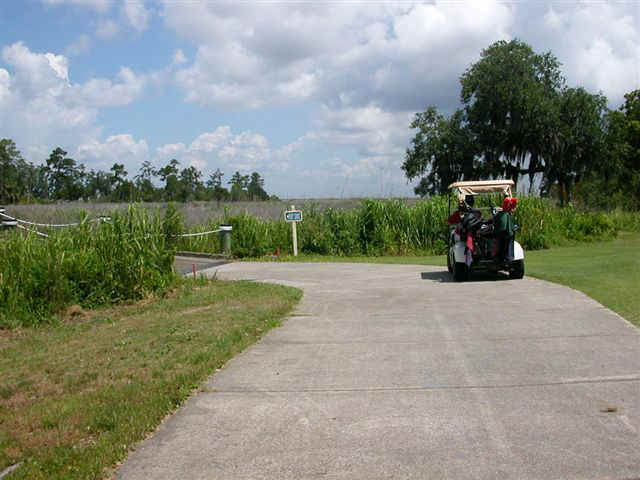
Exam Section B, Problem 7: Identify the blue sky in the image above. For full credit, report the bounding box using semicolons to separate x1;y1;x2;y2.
1;1;638;198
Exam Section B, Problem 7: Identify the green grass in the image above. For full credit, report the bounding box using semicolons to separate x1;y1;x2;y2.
264;232;640;327
0;278;301;479
524;232;640;327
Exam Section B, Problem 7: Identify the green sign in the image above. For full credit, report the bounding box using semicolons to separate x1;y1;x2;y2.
285;210;303;222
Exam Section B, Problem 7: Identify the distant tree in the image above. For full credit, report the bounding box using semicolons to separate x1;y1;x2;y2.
178;165;204;202
206;168;227;205
228;171;249;201
109;163;133;201
0;139;27;203
84;169;112;199
158;159;180;201
247;172;269;200
22;163;48;201
44;147;85;200
134;161;157;202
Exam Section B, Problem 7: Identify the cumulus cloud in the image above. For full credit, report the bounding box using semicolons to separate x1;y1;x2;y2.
76;134;149;172
69;67;147;107
0;42;148;161
301;104;416;196
42;0;110;12
163;1;513;111
156;127;271;173
121;1;151;32
540;3;640;104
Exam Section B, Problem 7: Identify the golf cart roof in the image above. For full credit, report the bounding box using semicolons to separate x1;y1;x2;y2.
448;180;514;200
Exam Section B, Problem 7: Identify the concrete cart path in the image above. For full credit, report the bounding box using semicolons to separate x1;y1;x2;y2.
117;263;640;480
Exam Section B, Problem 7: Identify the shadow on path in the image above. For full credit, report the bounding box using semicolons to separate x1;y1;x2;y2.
420;270;510;283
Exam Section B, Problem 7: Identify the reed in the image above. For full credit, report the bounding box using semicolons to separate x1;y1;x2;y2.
0;206;176;328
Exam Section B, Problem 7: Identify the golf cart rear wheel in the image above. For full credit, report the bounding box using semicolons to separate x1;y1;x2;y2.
510;259;524;279
453;262;469;282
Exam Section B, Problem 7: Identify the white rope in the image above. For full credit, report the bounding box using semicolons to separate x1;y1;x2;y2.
16;223;49;238
173;228;222;238
2;210;223;239
0;211;109;227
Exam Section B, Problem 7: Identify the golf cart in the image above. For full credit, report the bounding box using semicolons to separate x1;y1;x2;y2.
446;180;524;281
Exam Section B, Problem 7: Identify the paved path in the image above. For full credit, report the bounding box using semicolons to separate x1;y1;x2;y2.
174;254;228;275
118;263;640;480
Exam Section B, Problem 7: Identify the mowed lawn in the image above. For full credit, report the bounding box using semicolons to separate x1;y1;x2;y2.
0;280;301;479
272;232;640;327
524;232;640;327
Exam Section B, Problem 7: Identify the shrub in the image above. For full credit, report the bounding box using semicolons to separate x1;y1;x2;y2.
0;207;176;328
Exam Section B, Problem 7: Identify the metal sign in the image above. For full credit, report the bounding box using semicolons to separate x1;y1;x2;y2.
285;210;303;222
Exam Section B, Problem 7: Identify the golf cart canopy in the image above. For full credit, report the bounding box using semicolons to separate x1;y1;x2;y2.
448;180;514;201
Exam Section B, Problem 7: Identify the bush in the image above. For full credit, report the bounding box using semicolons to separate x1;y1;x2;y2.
0;207;176;328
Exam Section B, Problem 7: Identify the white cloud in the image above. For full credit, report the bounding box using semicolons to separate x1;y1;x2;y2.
539;3;640;104
122;1;151;32
77;134;149;172
66;34;92;56
0;69;10;104
69;67;147;107
163;1;513;111
42;0;110;12
171;49;187;66
96;19;120;39
0;42;148;162
156;127;271;173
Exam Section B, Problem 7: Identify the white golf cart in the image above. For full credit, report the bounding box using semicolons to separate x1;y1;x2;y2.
447;180;525;281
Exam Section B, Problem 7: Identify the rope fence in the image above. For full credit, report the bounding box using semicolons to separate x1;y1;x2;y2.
16;223;49;238
0;211;110;227
172;229;222;238
1;210;230;242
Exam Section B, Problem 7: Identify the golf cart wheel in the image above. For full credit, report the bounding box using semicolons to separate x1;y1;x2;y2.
447;250;453;273
453;262;469;282
510;259;525;279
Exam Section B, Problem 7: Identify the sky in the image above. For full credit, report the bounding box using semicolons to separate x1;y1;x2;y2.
0;1;639;198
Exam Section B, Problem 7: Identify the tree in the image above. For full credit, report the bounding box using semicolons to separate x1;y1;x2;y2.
460;39;564;188
542;88;608;205
134;161;157;202
578;89;640;209
228;171;249;201
109;163;133;201
22;163;48;201
178;166;204;202
206;169;227;205
402;107;477;196
247;172;268;200
158;159;180;201
0;139;27;203
44;147;85;200
84;169;112;199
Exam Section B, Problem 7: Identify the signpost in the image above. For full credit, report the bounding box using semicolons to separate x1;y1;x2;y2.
284;205;303;256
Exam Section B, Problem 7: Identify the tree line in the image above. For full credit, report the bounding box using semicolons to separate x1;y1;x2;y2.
0;143;276;204
403;39;640;209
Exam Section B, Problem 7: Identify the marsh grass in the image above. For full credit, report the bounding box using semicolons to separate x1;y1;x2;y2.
213;197;631;258
0;207;176;328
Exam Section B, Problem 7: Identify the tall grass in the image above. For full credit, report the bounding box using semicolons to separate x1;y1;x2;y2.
183;196;635;258
0;207;176;328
